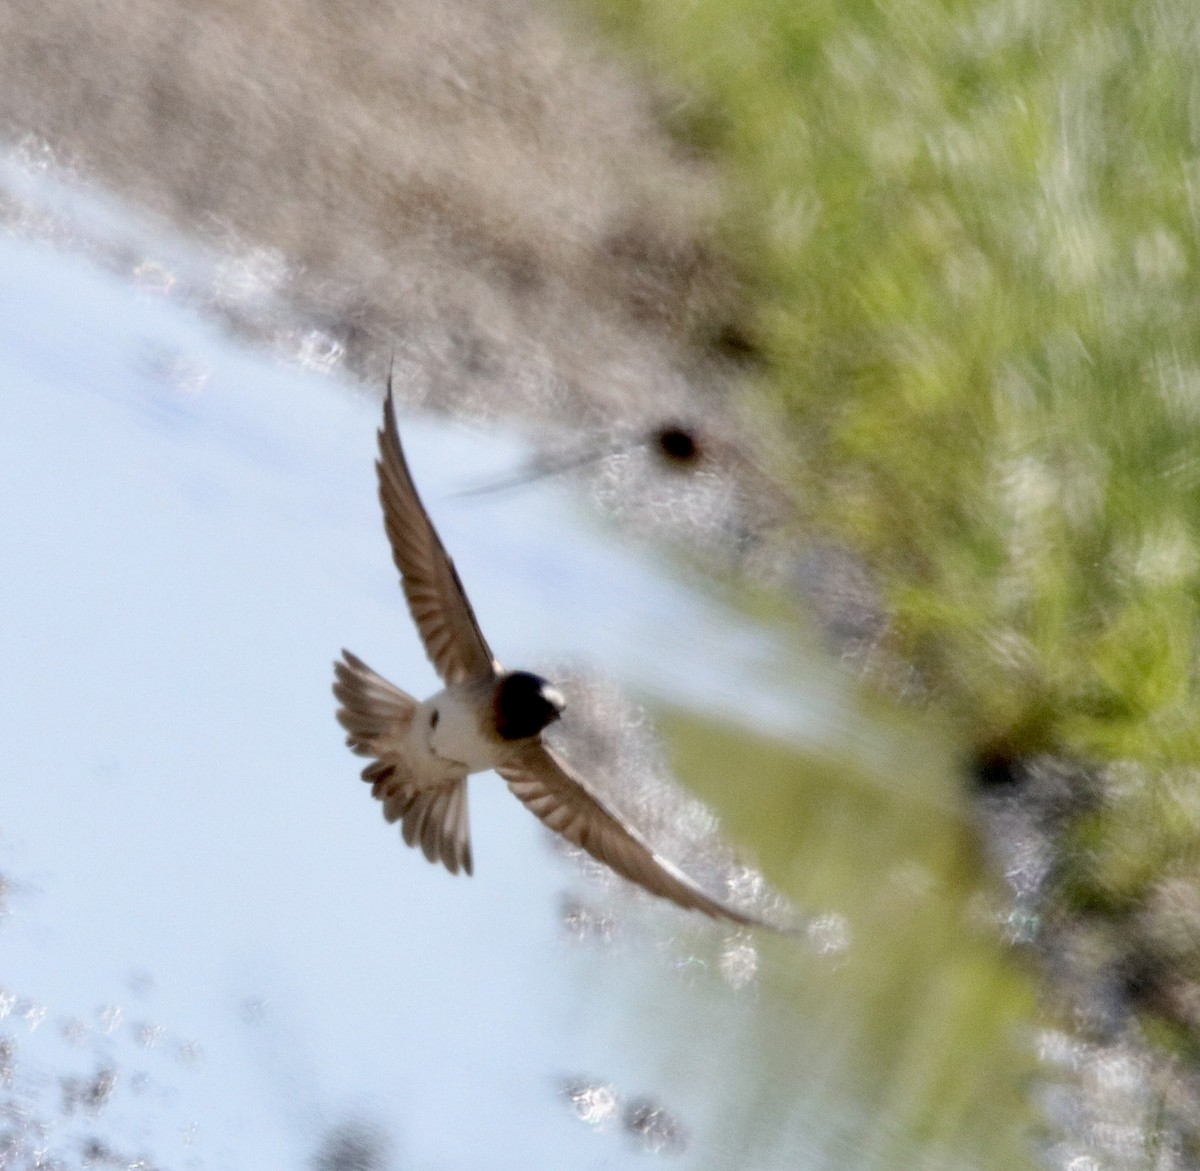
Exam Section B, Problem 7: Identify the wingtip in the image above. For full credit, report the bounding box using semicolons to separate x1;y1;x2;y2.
377;397;404;471
381;376;399;429
718;900;804;937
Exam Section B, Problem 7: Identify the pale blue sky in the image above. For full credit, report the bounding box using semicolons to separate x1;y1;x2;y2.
0;205;840;1167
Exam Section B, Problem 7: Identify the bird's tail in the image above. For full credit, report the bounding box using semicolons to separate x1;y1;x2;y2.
332;650;474;876
333;649;418;756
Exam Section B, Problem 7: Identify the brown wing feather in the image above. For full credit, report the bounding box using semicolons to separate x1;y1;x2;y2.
498;744;765;927
377;381;498;684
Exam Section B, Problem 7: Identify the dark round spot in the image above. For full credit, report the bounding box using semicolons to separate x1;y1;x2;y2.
1118;950;1172;1018
711;321;761;365
970;750;1022;790
654;425;699;464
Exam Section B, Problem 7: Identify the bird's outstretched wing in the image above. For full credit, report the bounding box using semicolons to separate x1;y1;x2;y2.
376;380;499;684
498;743;768;928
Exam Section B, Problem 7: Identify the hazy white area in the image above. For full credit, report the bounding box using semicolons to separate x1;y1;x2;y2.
0;189;842;1168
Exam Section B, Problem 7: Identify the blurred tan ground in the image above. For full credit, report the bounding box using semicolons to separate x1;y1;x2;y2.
0;0;743;423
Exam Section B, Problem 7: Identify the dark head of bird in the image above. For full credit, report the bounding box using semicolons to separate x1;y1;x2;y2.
493;671;566;741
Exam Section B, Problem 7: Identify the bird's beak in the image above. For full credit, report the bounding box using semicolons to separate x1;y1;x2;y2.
543;685;566;716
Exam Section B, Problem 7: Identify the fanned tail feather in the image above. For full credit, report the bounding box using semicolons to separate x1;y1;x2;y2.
333;650;473;876
333;649;417;756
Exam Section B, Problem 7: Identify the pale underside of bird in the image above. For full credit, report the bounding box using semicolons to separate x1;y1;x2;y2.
333;380;770;928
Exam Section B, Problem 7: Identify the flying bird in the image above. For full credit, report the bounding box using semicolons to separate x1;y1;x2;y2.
333;380;767;927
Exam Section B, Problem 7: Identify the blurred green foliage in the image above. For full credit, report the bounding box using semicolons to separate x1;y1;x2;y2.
587;0;1200;770
578;0;1200;992
540;0;1200;1154
656;707;1040;1169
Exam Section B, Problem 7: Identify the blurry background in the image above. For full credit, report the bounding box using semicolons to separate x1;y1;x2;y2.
2;0;1199;1168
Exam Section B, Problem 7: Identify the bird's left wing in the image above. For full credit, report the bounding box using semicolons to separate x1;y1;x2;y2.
376;380;499;684
498;743;768;928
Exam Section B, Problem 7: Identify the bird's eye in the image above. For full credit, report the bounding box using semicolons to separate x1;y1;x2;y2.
430;709;440;729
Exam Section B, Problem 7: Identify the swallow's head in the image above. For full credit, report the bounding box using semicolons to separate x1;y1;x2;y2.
494;671;566;741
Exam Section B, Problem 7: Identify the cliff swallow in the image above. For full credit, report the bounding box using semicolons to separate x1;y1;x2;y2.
333;381;764;926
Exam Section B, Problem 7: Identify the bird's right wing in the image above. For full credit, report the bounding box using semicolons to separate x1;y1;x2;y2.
376;380;499;684
498;743;768;928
